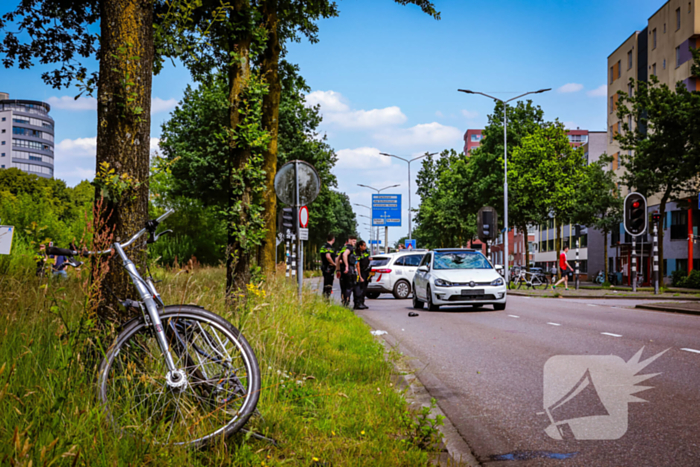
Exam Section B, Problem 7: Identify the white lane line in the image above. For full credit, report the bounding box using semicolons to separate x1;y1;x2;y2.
508;315;520;318
601;332;622;337
547;322;561;326
681;348;700;354
587;304;597;307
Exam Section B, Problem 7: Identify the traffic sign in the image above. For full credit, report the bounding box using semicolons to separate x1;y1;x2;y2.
369;240;382;245
0;226;14;255
372;194;401;227
274;160;320;206
405;239;416;249
299;228;309;241
299;206;309;228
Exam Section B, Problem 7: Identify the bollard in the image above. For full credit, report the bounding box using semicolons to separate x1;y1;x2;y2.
575;238;580;290
291;234;297;277
653;223;659;294
632;237;637;292
285;229;291;278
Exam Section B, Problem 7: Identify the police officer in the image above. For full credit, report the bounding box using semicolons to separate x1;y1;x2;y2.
336;235;357;307
320;234;337;299
353;240;371;310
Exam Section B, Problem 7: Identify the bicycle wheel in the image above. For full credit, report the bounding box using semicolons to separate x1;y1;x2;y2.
534;275;549;290
97;305;260;447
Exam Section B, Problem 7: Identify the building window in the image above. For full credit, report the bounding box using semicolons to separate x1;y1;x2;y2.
628;115;633;131
652;63;657;76
663;59;666;69
677;7;681;30
671;211;687;240
1;142;4;145
610;66;614;84
1;153;4;157
628;82;634;97
617;60;621;78
653;28;657;49
1;117;4;121
1;129;4;133
470;134;482;142
609;126;614;143
676;46;681;67
0;165;4;169
609;96;614;114
628;50;633;69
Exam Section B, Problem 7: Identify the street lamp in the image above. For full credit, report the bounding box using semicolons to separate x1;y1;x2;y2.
357;184;401;254
457;87;551;282
380;152;437;242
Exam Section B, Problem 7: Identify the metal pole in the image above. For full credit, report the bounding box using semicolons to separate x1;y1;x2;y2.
632;237;637;292
503;103;509;282
408;162;412;241
653;223;659;294
291;234;296;278
575;236;580;290
285;232;291;278
385;226;389;254
295;161;302;299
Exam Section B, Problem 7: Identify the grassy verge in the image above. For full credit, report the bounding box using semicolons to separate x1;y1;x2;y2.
0;266;440;466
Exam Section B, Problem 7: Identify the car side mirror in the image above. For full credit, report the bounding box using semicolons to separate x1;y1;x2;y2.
418;265;429;272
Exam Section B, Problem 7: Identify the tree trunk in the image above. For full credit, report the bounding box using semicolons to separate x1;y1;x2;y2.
96;0;154;321
603;229;609;281
658;190;670;279
226;1;253;296
259;0;281;275
521;223;529;271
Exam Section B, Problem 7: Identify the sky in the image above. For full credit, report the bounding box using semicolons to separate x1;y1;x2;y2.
0;0;668;246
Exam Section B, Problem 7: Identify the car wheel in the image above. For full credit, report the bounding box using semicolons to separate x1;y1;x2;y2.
426;286;440;311
494;302;506;311
393;280;411;300
366;292;380;300
412;288;424;309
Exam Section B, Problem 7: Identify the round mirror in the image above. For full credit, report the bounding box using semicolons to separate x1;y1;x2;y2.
274;160;321;206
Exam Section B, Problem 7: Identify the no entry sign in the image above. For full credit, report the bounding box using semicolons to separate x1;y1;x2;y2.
299;206;309;228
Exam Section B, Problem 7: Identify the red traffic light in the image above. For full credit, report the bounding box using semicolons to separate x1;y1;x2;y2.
632;201;640;209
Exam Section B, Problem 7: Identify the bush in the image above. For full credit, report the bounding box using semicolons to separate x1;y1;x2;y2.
671;269;700;289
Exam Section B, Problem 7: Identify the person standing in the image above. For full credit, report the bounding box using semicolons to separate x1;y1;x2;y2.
353;241;371;310
320;234;337;299
336;235;357;307
553;246;573;290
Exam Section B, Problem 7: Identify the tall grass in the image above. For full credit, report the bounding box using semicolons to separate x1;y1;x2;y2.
0;265;439;466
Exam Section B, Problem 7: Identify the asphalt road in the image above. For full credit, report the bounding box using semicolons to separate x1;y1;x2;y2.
328;281;700;466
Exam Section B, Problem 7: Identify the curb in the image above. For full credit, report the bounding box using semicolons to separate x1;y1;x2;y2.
370;329;481;467
635;303;700;316
508;291;700;301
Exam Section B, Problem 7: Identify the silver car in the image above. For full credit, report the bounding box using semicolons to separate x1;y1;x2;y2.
412;249;507;311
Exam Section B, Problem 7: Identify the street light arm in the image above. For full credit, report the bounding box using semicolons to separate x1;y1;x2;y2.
410;152;438;163
378;184;400;192
505;88;552;103
458;89;502;102
379;152;408;163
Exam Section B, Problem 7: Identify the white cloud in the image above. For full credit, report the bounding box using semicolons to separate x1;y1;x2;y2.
151;97;177;114
47;95;177;114
150;137;161;152
47;96;97;111
306;90;350;113
305;90;407;129
373;122;463;148
587;85;607;97
56;137;97;158
335;147;393;170
461;109;479;119
557;83;584;93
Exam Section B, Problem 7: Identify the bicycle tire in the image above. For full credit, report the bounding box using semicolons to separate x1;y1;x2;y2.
97;305;260;448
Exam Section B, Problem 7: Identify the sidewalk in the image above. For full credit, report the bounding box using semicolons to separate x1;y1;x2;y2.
508;287;700;301
635;301;700;316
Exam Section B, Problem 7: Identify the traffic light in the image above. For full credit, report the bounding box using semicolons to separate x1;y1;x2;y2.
652;212;662;224
574;224;582;238
624;192;647;236
279;207;297;235
477;206;498;242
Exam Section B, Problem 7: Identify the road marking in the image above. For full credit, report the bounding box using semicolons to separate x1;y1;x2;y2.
601;332;622;337
681;348;700;354
508;315;520;318
587;304;597;307
547;322;561;326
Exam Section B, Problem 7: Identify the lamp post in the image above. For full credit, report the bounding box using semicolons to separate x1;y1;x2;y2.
380;152;437;242
357;184;400;254
457;87;551;282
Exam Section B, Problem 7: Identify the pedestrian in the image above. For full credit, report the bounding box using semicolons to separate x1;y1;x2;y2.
353;241;371;310
50;253;68;279
553;246;573;290
336;235;357;307
320;234;337;299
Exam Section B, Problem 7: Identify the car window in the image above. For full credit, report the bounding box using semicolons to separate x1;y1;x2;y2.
405;255;423;267
370;257;391;267
433;251;492;270
419;253;431;267
394;256;405;266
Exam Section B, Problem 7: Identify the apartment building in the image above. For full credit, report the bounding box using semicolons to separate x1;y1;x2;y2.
606;0;700;283
463;129;483;155
0;92;55;178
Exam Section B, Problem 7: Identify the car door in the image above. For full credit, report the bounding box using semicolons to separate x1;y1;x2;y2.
404;254;424;286
415;253;431;299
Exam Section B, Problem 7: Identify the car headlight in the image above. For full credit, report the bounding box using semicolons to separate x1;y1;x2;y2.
434;278;452;287
491;277;504;286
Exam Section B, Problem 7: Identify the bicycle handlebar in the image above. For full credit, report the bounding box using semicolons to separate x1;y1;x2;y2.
46;246;82;256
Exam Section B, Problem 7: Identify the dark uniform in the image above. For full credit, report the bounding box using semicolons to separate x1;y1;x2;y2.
338;243;357;307
354;249;371;309
320;242;337;299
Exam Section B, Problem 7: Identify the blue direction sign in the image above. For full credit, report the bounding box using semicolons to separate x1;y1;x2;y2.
368;240;383;245
405;239;416;249
372;194;402;227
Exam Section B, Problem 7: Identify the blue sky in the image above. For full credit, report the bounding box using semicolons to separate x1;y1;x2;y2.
1;0;666;245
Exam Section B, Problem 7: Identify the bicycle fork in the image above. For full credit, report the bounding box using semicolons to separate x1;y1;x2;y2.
114;244;183;386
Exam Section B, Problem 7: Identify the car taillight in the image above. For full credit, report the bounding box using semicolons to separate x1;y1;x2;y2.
374;269;392;273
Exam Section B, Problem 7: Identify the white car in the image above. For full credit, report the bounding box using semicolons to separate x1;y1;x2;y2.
366;250;427;299
412;249;507;311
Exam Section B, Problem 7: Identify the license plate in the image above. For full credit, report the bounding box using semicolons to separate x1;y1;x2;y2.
461;289;484;296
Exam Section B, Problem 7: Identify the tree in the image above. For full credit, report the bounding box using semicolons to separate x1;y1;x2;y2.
1;0;156;319
570;155;622;281
616;69;700;277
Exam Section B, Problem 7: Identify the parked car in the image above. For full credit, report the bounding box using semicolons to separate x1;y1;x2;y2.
412;248;507;311
366;250;428;299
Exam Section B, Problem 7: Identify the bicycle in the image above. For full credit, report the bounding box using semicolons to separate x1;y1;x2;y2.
511;268;549;290
46;209;260;448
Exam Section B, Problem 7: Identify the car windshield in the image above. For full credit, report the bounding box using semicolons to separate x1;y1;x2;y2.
433;251;492;270
370;257;391;267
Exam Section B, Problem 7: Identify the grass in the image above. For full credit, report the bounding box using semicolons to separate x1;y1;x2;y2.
0;266;440;466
